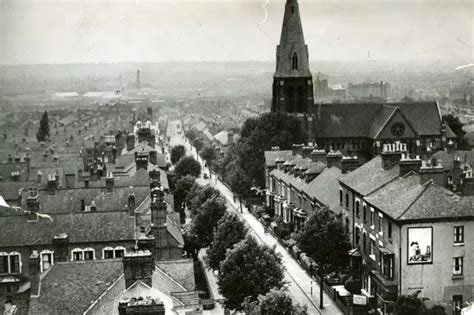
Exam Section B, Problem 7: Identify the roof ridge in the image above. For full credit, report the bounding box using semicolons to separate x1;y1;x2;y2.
366;174;400;196
396;180;432;220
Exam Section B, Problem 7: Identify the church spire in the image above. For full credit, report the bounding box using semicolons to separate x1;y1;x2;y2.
275;0;311;78
272;0;313;115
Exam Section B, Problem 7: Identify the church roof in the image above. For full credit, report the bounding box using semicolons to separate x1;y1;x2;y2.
314;102;454;139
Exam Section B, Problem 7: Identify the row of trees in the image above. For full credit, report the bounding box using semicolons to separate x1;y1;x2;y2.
206;211;306;313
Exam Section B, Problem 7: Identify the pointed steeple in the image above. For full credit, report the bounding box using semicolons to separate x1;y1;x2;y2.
275;0;311;78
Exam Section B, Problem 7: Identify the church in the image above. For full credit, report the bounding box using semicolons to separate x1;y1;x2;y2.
271;0;456;161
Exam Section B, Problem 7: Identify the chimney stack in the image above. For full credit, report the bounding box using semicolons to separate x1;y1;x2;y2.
128;188;136;216
135;152;149;170
29;251;41;297
123;250;154;289
90;200;97;212
399;153;422;176
118;297;165;315
25;153;31;175
311;149;327;164
52;233;69;262
326;151;343;169
292;144;304;156
446;139;455;154
381;142;406;169
27;189;40;220
47;173;58;195
341;156;360;174
126;133;135;151
419;158;446;187
105;172;114;193
301;146;314;159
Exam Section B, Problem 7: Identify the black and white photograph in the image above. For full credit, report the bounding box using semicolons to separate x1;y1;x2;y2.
0;0;473;314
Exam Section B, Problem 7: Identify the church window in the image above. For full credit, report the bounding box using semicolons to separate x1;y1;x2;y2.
292;53;298;70
292;5;295;13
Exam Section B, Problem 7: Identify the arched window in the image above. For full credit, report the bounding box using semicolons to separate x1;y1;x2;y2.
292;53;298;70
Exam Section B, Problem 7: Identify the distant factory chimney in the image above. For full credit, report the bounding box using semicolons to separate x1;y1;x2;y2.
136;70;141;89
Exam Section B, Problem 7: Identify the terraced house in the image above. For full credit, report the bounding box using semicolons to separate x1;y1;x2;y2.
339;142;474;315
265;144;359;230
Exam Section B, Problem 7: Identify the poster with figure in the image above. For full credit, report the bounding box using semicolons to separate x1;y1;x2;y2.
407;227;433;264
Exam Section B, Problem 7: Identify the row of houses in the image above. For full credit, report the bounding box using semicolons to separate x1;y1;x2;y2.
265;142;474;314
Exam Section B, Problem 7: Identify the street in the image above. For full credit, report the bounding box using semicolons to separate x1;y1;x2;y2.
167;120;343;314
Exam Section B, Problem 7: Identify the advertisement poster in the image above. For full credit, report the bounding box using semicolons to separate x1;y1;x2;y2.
407;227;433;264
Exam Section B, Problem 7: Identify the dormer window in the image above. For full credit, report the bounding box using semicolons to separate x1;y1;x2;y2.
292;53;298;70
0;252;21;274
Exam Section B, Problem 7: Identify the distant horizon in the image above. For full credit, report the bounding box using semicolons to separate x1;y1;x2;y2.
2;0;471;66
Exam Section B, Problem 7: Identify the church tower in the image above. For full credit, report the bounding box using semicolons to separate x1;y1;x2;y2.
272;0;313;114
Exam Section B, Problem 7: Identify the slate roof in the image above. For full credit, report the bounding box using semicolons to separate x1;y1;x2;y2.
20;186;150;214
156;259;196;291
365;172;474;221
0;161;29;182
0;181;32;201
0;211;136;247
314;102;454;139
340;156;400;196
29;260;124;315
302;167;345;212
432;149;474;170
264;150;293;167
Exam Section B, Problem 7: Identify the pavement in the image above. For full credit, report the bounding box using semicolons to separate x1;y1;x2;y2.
167;120;343;315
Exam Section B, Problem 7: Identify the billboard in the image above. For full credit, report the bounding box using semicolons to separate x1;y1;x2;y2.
407;227;433;264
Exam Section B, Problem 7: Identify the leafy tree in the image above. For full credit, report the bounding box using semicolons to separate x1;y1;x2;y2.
207;213;247;270
218;235;285;311
170;145;186;164
193;138;204;152
186;184;222;215
232;112;308;191
173;175;195;212
395;293;447;315
229;170;253;213
296;208;351;309
182;223;199;259
242;287;308;315
36;111;50;142
185;129;198;142
200;145;217;178
175;156;201;178
443;114;471;150
191;195;227;249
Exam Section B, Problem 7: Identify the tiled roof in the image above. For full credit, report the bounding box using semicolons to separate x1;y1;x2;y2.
29;260;123;315
340;156;400;196
432;149;474;170
303;167;345;212
0;161;29;182
0;211;136;247
264;150;293;167
202;129;214;142
314;102;446;139
20;186;150;214
365;172;474;221
0;181;32;201
166;217;184;246
156;259;195;291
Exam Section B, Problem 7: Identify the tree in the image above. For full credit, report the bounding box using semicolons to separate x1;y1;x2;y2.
231;112;308;191
185;129;198;142
296;208;351;309
170;145;186;164
395;293;447;315
242;287;308;315
193;138;204;152
218;235;285;311
200;145;217;178
229;170;252;213
175;156;201;178
443;114;471;150
36;111;50;142
191;195;227;249
207;213;247;270
186;184;222;215
173;175;195;212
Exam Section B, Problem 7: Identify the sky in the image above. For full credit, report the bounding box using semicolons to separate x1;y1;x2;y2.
1;0;472;65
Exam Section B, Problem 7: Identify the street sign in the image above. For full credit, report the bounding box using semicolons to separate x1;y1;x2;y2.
353;294;368;305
